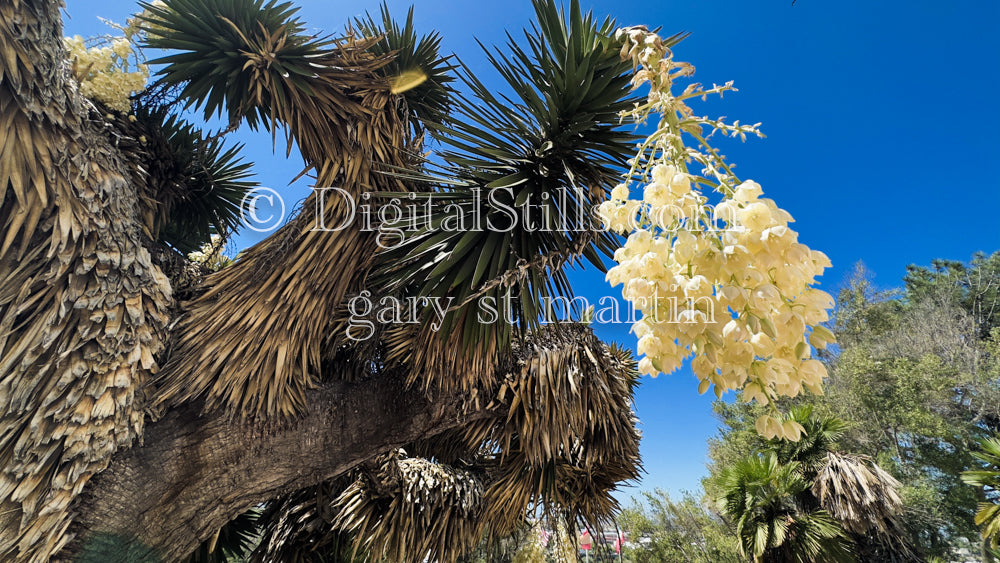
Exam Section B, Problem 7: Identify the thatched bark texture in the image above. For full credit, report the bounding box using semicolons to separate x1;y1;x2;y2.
0;1;172;560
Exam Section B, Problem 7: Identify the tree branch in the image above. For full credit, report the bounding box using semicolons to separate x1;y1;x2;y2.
63;374;493;562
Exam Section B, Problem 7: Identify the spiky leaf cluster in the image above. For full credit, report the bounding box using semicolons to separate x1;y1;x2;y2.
371;0;656;376
354;4;456;131
109;96;257;254
140;0;323;129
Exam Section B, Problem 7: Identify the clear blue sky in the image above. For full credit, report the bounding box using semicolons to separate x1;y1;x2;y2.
64;0;1000;501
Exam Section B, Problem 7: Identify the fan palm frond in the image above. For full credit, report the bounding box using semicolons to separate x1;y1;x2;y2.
812;452;904;541
719;454;853;562
962;436;1000;548
763;406;848;472
777;510;855;563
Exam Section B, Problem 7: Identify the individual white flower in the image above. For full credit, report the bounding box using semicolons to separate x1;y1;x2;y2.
745;383;771;407
631;318;654;338
638;356;657;376
798;359;828;392
750;332;775;357
808;325;836;349
713;200;739;225
643;182;672;207
624;278;656;302
625;229;653;254
682;275;712;299
781;419;806;441
639;252;667;279
611;183;630;201
652;164;677;184
637;334;663;357
750;283;781;311
721;319;745;340
668;172;692;197
733;180;763;203
738;201;775;232
650;203;682;229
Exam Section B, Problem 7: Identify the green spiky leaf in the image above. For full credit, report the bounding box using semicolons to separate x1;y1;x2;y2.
355;4;457;130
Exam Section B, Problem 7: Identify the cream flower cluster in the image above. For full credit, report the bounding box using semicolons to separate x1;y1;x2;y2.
601;28;836;441
64;32;148;113
187;234;234;271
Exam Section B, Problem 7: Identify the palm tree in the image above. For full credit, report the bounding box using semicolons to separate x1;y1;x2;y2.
718;453;853;563
713;407;915;562
762;406;847;471
811;452;904;538
0;0;664;561
962;435;1000;551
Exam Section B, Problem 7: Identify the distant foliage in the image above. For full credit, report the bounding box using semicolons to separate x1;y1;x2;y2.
708;252;1000;560
618;490;740;563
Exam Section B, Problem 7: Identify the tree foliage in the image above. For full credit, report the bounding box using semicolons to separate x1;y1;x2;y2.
618;490;740;563
709;252;1000;561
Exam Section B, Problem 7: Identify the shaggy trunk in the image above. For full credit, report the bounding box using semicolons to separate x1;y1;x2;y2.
62;374;492;561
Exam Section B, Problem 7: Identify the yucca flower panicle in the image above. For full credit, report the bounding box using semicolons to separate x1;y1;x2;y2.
603;27;836;441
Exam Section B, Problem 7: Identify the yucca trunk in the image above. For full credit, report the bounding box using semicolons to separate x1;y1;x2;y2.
0;0;410;558
0;1;172;560
62;371;490;561
0;0;396;559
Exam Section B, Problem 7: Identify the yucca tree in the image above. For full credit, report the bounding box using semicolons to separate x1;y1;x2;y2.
0;0;659;561
962;436;1000;553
